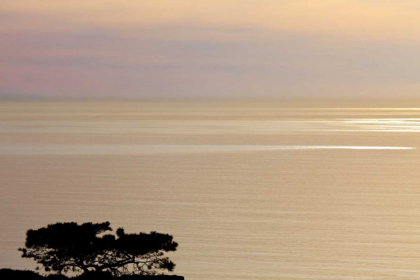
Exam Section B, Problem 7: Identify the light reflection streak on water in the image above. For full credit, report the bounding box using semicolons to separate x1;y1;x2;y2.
0;145;414;155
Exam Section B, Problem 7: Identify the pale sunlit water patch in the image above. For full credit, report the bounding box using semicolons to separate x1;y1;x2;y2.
338;119;420;133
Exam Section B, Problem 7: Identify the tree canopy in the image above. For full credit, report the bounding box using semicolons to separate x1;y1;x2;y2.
18;222;178;276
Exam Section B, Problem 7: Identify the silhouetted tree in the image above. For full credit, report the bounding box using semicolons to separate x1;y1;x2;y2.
18;222;178;276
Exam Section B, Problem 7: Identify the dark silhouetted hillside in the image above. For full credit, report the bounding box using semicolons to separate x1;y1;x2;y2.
0;269;184;280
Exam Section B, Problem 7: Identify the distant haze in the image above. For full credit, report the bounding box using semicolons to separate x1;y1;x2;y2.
1;0;420;100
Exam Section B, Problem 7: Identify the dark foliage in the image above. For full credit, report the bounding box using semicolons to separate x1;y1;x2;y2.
18;222;178;276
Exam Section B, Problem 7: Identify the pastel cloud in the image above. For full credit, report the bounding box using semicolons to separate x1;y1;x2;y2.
2;0;420;41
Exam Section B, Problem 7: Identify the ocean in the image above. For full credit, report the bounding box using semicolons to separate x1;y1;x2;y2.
2;100;420;279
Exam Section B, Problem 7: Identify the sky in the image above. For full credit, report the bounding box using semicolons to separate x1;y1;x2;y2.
1;0;420;100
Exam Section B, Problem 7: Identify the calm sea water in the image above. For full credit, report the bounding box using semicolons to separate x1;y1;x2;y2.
2;101;420;279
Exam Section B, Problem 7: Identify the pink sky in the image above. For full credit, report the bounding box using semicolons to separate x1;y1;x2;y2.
1;0;420;99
